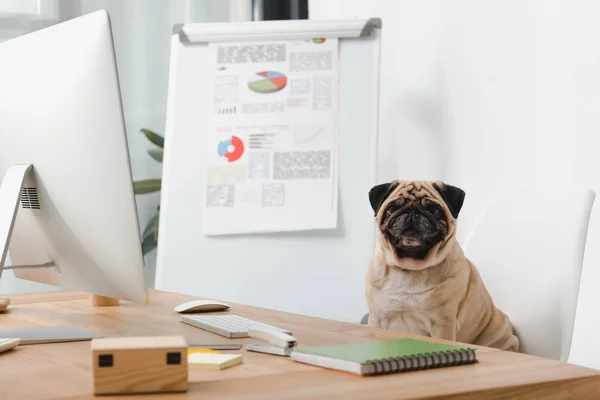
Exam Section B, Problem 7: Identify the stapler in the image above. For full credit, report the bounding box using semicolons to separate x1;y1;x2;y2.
246;326;298;357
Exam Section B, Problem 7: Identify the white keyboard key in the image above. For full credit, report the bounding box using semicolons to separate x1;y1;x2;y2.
180;315;292;339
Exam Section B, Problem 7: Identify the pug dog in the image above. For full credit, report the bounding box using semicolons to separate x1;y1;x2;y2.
365;180;519;351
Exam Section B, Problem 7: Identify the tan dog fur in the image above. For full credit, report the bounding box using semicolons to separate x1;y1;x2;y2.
366;180;519;351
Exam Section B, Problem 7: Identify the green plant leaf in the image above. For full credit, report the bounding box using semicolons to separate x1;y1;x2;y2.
141;233;157;255
143;214;159;238
133;179;161;194
148;149;163;163
141;129;164;148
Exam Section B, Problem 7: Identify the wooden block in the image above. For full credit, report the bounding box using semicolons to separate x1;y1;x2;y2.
0;297;9;312
89;294;120;307
91;336;188;395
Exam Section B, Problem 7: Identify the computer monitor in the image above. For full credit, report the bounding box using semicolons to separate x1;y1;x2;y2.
0;10;148;304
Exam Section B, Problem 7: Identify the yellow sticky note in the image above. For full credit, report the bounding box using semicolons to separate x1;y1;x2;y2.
188;353;243;371
187;347;222;355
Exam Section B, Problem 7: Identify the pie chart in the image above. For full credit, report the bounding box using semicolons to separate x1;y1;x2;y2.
247;71;287;94
217;136;244;162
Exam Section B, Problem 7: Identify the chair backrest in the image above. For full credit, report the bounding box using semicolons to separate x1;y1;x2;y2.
462;187;595;361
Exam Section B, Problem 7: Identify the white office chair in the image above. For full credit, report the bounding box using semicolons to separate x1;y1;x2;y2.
462;186;595;361
567;197;600;370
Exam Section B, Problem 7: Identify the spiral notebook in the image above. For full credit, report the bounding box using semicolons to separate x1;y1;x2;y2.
290;338;477;376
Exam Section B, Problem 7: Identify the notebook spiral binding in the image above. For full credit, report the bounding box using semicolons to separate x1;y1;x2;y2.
366;348;477;376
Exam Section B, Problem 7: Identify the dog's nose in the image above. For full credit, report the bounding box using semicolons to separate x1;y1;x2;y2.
399;209;415;228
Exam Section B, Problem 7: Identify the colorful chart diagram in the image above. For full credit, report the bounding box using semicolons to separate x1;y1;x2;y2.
247;71;287;94
217;136;244;162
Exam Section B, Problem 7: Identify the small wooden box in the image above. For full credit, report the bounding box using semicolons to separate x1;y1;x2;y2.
91;336;188;395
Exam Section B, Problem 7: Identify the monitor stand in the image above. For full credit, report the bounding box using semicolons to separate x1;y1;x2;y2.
89;294;120;307
0;164;119;311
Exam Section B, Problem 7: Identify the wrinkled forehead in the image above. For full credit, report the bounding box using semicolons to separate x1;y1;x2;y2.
388;181;442;204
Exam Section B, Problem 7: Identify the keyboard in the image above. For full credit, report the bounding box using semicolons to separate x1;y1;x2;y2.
0;338;20;354
180;315;292;339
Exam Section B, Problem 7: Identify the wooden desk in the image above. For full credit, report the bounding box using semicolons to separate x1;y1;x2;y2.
1;290;599;399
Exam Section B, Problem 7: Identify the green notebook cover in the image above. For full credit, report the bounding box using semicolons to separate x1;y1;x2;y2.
294;338;476;364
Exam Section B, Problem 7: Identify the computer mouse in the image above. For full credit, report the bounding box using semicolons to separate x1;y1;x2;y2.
0;297;9;313
174;300;230;313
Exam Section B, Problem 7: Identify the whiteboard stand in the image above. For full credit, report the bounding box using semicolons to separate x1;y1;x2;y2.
156;18;382;323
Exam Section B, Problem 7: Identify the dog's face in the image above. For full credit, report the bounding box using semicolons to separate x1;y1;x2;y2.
369;181;465;262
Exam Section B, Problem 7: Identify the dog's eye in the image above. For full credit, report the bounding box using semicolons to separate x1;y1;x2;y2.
422;199;443;216
429;204;443;216
385;197;404;216
386;205;398;215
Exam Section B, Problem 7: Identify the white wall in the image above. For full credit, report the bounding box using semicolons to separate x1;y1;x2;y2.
439;0;598;238
310;0;600;369
309;0;600;234
311;0;444;185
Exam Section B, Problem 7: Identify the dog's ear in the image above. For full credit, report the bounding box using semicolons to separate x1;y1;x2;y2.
369;181;398;217
433;182;465;219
